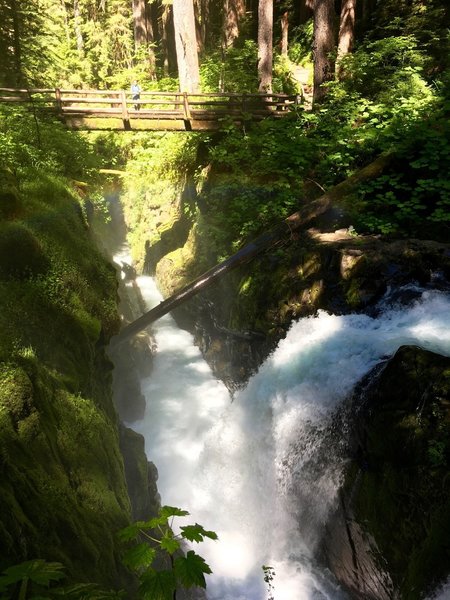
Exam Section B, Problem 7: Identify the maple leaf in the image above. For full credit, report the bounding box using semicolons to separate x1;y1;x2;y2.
174;551;212;589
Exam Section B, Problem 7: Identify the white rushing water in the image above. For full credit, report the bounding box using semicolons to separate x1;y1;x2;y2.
121;259;450;599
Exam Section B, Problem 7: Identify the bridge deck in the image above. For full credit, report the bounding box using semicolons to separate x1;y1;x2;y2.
0;88;300;131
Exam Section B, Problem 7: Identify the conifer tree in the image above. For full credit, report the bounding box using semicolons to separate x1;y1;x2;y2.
257;0;273;93
172;0;201;92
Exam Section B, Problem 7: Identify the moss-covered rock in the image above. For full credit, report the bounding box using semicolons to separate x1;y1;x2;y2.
0;174;135;590
332;346;450;600
0;222;49;279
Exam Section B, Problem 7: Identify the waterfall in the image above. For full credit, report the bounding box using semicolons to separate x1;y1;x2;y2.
120;258;450;599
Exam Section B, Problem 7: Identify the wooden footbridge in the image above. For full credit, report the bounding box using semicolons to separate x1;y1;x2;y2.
0;88;300;131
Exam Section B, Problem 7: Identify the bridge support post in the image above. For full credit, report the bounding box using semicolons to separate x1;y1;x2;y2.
120;90;131;130
55;88;63;119
183;92;192;131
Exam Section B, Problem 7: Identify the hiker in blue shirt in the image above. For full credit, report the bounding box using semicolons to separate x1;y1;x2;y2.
131;80;141;110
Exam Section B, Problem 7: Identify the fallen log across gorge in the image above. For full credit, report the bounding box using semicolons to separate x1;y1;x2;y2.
111;151;394;346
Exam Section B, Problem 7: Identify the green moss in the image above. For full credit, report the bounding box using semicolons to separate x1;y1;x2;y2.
0;222;49;279
0;169;131;590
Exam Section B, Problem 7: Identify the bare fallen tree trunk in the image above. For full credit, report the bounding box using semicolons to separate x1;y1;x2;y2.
111;151;394;345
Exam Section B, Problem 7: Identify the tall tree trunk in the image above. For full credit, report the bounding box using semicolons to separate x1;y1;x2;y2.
172;0;200;92
145;2;156;77
257;0;273;93
312;0;336;105
60;0;71;42
132;0;147;47
159;3;176;75
193;0;204;54
133;0;156;76
280;10;289;56
224;0;246;48
337;0;356;67
10;0;23;85
73;0;84;55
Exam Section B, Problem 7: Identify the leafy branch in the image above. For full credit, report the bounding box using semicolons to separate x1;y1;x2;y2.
0;559;122;599
118;505;218;600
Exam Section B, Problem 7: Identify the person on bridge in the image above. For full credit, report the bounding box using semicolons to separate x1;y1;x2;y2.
131;80;141;110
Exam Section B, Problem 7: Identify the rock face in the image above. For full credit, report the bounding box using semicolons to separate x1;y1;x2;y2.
325;346;450;600
119;425;160;520
325;488;396;600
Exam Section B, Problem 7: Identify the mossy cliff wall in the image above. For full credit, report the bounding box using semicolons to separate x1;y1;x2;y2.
0;176;134;588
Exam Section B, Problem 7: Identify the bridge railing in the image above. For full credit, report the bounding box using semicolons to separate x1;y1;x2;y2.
0;88;299;120
0;88;301;130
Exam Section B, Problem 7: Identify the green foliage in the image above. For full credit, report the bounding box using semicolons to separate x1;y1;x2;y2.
119;131;200;267
370;0;450;73
0;106;102;182
0;108;130;589
0;0;64;87
272;55;301;95
287;20;314;65
200;40;259;93
0;559;65;590
0;559;123;599
339;36;427;99
119;506;217;600
353;108;450;238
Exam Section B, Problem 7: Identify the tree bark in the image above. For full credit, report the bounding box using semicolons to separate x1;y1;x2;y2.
312;0;336;105
159;3;176;75
73;0;84;55
337;0;356;68
172;0;201;92
280;10;289;56
257;0;273;93
132;0;147;47
300;0;314;23
10;0;23;84
224;0;246;48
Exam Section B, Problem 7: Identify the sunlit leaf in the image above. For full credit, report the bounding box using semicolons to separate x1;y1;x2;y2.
122;543;157;570
159;506;190;520
173;551;212;589
180;524;218;543
139;569;177;600
160;534;180;555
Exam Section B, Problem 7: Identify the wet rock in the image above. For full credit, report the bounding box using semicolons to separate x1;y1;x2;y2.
119;425;160;521
326;346;450;599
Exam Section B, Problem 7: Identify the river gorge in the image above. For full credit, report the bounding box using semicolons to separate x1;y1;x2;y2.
106;195;450;600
